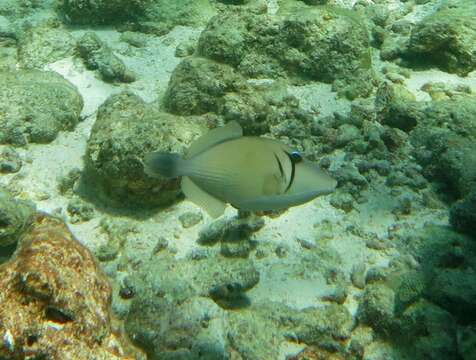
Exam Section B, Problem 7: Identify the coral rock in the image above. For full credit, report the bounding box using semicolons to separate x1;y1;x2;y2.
0;214;145;360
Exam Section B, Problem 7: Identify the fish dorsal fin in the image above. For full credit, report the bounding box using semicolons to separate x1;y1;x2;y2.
181;176;226;218
185;121;243;159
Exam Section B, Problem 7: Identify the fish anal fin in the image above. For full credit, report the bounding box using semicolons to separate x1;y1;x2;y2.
185;121;243;159
181;176;226;218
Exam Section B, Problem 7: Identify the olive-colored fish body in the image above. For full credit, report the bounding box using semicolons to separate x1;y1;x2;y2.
144;121;336;218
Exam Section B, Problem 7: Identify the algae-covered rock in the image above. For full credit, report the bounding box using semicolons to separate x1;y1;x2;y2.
85;91;206;208
293;304;354;351
411;127;476;198
18;25;75;69
375;82;424;132
0;147;22;174
197;214;264;258
164;57;312;135
64;0;216;32
178;211;203;228
226;308;283;359
62;0;148;25
412;225;476;273
198;215;264;245
125;255;259;358
407;0;476;76
0;214;145;359
77;32;135;83
357;283;396;335
458;324;476;360
408;95;476;199
138;0;216;34
0;188;35;247
0;70;83;145
394;270;426;312
164;57;244;116
450;191;476;237
423;95;476;139
399;300;458;359
428;269;476;323
127;295;227;359
197;5;375;99
66;196;95;223
0;37;17;71
225;301;352;358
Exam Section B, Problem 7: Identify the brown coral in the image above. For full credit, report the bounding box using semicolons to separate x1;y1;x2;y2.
0;213;145;360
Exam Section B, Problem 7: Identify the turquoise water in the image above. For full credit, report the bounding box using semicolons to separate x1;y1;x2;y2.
0;0;475;359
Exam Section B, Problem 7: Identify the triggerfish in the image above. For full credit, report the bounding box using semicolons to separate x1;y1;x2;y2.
144;121;337;218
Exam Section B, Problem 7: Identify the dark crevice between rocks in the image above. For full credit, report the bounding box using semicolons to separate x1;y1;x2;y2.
0;242;17;265
45;306;74;324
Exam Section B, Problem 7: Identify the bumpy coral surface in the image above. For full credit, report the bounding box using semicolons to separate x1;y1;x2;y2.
85;91;206;208
198;4;375;98
0;70;83;145
407;0;476;76
0;214;145;360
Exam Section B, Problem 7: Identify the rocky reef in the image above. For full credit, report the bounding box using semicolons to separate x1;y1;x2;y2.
198;4;375;99
0;0;475;359
0;213;144;359
84;91;206;208
0;70;83;146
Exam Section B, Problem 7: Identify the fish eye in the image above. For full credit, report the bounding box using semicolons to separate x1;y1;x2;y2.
290;151;302;163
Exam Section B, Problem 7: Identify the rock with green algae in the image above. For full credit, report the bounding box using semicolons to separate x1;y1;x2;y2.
226;308;284;359
292;304;354;351
0;147;22;174
357;283;397;336
77;32;135;83
84;91;206;208
427;269;476;323
393;270;426;313
407;0;476;76
64;0;216;33
164;57;314;135
458;324;476;360
164;57;244;116
0;214;145;359
61;0;148;25
125;254;259;358
408;95;476;208
66;196;95;223
351;224;476;358
17;24;75;69
398;300;458;360
127;295;228;359
424;95;476;138
375;82;424;132
94;217;138;262
137;0;216;34
178;211;203;228
0;188;35;248
0;37;17;71
225;301;353;358
0;70;83;146
411;124;476;199
197;4;375;99
450;191;476;237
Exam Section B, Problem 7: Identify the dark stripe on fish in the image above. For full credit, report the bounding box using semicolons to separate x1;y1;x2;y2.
274;153;285;179
284;151;296;193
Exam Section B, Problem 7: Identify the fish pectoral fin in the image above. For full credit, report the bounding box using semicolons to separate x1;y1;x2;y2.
185;121;243;159
181;176;226;218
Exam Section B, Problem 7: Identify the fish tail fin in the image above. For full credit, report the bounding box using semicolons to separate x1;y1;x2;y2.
143;152;185;178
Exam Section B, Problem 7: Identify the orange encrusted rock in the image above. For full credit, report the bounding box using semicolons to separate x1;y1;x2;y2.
0;213;145;360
